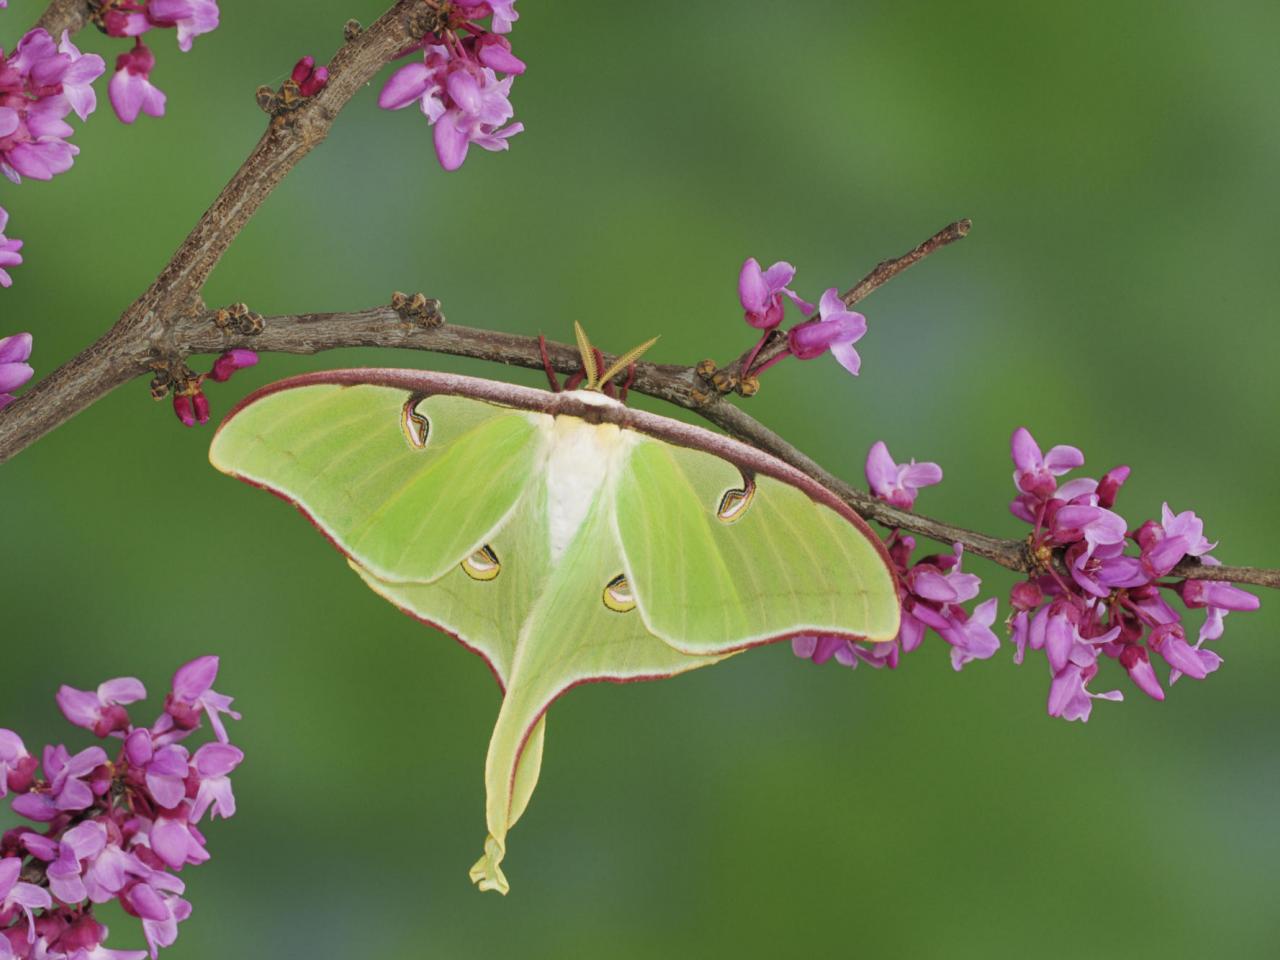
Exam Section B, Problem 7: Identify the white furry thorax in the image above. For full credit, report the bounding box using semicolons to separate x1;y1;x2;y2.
538;392;635;563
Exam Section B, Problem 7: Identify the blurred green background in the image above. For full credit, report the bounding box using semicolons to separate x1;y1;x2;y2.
3;1;1279;957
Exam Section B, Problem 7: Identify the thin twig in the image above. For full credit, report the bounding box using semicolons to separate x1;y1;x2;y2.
169;306;1280;591
731;219;972;379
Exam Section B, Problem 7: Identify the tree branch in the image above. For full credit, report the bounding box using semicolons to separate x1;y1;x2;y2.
33;0;90;37
169;305;1280;592
0;0;438;462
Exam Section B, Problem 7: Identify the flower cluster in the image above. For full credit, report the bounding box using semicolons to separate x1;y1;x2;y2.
102;2;220;125
378;1;524;171
1006;427;1261;721
737;258;868;380
170;348;257;427
0;331;32;408
0;656;242;959
0;29;104;184
794;442;1001;672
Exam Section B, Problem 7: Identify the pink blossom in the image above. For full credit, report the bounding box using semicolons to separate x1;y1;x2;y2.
488;0;519;33
737;258;813;330
171;390;208;427
1;855;52;941
207;349;257;383
149;813;208;871
1150;623;1221;683
0;729;35;797
433;68;522;171
865;440;942;510
1137;503;1218;578
108;43;165;125
0;209;23;288
146;0;220;53
56;677;147;738
190;743;243;822
1066;540;1146;598
475;33;526;74
139;886;191;959
939;598;1001;671
1051;502;1127;559
142;745;190;810
1119;645;1165;701
1046;638;1123;722
786;288;868;375
45;821;108;905
55;32;106;122
1010;427;1084;498
11;745;107;821
0;28;96;184
103;10;153;38
164;655;240;743
0;331;33;406
290;56;329;98
2;657;239;957
378;41;523;172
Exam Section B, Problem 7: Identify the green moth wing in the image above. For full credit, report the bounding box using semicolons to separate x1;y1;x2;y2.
615;437;900;654
208;382;543;585
210;369;899;894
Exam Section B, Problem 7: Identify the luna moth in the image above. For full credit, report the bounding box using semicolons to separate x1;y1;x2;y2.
208;330;900;894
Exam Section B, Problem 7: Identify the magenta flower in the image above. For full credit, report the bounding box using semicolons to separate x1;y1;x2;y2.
45;820;109;905
146;0;220;53
1116;644;1164;701
434;68;522;171
11;744;108;820
0;28;99;183
1051;502;1127;559
163;655;240;742
0;729;35;797
475;33;526;74
150;813;209;871
1136;503;1217;578
3;657;240;957
939;598;1001;671
190;743;243;822
143;745;191;809
171;389;208;427
786;288;868;375
57;677;147;738
1066;540;1146;598
0;208;22;288
290;56;329;97
865;440;942;511
0;855;52;941
1179;559;1260;643
791;635;899;671
56;32;106;122
0;332;34;407
207;348;257;383
109;43;166;124
489;0;520;33
103;9;154;37
379;35;523;172
1010;427;1084;498
737;258;813;330
1150;623;1221;683
139;883;192;958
